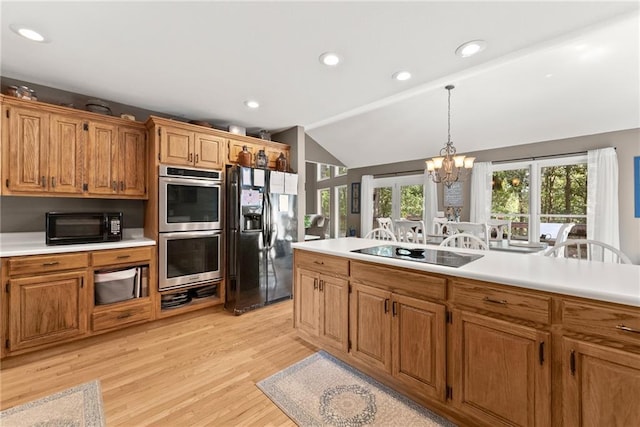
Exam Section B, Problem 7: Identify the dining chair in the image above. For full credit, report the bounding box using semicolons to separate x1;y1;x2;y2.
376;217;395;235
486;219;511;241
449;222;490;245
364;228;398;242
439;233;489;250
432;217;450;235
553;223;575;257
393;219;426;244
543;239;632;264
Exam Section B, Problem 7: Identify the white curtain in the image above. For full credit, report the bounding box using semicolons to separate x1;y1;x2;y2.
469;162;492;223
360;175;374;237
423;170;438;234
587;147;620;261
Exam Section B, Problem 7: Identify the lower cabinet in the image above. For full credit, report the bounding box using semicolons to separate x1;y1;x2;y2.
294;267;349;352
562;337;640;426
450;310;551;427
8;270;88;352
350;282;446;401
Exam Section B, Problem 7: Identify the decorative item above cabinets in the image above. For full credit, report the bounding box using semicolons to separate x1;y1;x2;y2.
1;95;148;199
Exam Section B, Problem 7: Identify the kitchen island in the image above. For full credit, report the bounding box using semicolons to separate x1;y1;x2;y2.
292;237;640;427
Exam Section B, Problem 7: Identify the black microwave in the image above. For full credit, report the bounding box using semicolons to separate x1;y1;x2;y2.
46;212;123;245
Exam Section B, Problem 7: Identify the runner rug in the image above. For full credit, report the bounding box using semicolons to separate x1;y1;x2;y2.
0;380;105;427
257;351;456;426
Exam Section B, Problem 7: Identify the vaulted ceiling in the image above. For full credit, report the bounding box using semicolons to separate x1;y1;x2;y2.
2;1;638;168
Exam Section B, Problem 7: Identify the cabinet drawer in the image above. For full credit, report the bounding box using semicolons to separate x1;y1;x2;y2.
563;299;640;342
8;252;88;276
92;247;152;267
351;261;446;301
92;299;152;332
295;250;349;277
450;280;551;325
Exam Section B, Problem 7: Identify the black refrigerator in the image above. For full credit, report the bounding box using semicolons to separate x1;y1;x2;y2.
225;165;298;314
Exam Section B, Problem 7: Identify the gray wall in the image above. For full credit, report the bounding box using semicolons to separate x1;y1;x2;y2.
305;134;345;166
348;128;640;263
0;197;144;232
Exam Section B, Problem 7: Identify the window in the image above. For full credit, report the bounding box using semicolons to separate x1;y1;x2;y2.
335;166;347;177
371;175;424;229
318;164;332;181
492;155;587;242
335;185;347;237
317;188;331;238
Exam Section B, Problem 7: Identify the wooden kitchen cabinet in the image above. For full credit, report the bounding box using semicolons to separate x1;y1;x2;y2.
350;282;446;400
227;137;290;169
562;337;640;426
3;104;83;194
5;253;89;353
156;123;224;169
294;251;349;352
87;121;146;197
1;95;147;199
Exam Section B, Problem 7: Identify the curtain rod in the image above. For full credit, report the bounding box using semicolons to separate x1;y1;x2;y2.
373;169;424;178
491;150;589;165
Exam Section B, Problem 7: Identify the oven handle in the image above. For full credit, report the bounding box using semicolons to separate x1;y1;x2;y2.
159;176;220;187
160;230;221;240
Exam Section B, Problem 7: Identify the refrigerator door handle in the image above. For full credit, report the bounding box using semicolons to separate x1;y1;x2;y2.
229;228;237;276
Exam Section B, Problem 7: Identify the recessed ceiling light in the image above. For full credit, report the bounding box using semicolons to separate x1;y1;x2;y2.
244;100;260;109
392;71;412;81
545;73;553;78
10;24;47;42
455;40;487;58
319;52;340;66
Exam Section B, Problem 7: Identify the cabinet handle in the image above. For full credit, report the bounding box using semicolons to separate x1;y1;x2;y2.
189;153;193;162
117;312;133;319
483;296;508;305
42;261;60;267
570;350;576;376
120;181;124;191
384;299;390;313
539;341;545;365
51;176;56;188
112;181;117;191
392;301;398;316
319;280;324;292
195;153;199;163
616;324;640;334
116;255;131;259
313;260;324;265
313;278;318;290
41;176;46;187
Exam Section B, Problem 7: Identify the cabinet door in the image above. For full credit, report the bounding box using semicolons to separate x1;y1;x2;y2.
159;126;193;166
87;121;118;195
350;283;392;372
563;337;640;427
392;294;446;400
118;126;147;196
451;310;550;427
6;105;49;192
194;133;224;169
49;114;84;194
8;271;87;352
227;139;260;165
319;275;349;352
294;268;319;337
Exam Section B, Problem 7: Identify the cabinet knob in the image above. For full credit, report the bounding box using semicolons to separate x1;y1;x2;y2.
51;176;56;188
195;153;199;163
120;181;124;191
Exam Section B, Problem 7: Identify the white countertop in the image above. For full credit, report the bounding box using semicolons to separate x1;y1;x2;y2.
0;229;156;257
292;238;640;308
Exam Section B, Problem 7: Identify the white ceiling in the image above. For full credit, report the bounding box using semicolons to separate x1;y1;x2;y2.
1;1;639;169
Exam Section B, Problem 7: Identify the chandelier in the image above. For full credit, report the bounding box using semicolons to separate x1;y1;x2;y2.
426;85;475;188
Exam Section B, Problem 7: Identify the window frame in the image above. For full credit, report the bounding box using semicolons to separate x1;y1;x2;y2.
491;154;587;242
371;174;424;224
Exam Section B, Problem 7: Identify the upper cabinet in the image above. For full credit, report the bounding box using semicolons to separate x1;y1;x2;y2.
147;116;290;171
1;95;147;199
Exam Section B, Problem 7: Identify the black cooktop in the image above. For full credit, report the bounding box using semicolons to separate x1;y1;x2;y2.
351;245;483;268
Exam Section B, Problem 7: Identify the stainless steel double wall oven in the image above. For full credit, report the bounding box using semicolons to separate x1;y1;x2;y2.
158;165;223;291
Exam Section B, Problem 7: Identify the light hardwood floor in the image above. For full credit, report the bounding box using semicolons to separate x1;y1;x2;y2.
0;300;317;426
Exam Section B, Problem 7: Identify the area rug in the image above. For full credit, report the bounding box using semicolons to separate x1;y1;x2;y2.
0;380;105;427
257;351;456;426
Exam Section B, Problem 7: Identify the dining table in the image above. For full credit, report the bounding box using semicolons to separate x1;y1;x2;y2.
424;234;548;254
